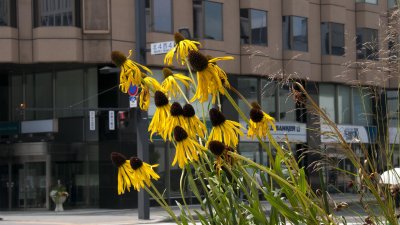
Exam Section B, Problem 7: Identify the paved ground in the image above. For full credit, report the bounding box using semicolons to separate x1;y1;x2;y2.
0;193;382;225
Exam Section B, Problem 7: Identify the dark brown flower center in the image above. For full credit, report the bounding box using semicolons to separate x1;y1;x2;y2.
154;91;169;107
130;157;143;170
162;68;173;79
174;32;185;44
182;104;196;118
188;50;209;72
206;55;216;65
111;152;127;168
209;108;226;126
208;141;225;156
174;126;188;142
170;102;183;116
250;108;264;123
111;51;127;67
251;102;261;110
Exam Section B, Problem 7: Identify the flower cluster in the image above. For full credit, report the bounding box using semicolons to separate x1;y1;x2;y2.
50;184;69;198
110;32;277;193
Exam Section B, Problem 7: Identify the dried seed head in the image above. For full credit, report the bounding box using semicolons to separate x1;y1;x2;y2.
174;32;185;44
188;50;209;72
182;104;196;118
250;108;264;123
162;68;173;79
174;126;188;142
111;152;127;168
170;102;183;116
209;108;226;126
251;102;262;110
130;157;143;170
154;91;169;107
208;141;225;156
111;51;127;67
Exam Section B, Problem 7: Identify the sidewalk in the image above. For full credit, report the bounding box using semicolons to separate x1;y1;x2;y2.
0;193;374;225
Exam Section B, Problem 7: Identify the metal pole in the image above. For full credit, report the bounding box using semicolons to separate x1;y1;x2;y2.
135;0;150;219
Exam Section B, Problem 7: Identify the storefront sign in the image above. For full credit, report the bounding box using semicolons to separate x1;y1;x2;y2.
150;41;174;55
0;122;20;135
21;119;58;134
109;111;115;130
389;127;400;144
320;124;370;143
89;111;96;131
240;121;307;143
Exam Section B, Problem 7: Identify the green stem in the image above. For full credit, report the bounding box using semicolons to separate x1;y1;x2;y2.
143;186;181;224
179;165;196;224
176;83;190;103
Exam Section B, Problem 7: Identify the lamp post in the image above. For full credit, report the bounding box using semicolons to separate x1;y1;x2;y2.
135;0;150;220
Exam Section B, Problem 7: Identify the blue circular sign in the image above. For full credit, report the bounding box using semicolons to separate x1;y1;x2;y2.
128;85;139;96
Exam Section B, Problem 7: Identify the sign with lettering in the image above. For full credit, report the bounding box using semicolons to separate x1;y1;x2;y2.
240;121;307;143
321;124;370;143
150;41;174;55
89;111;95;131
109;111;115;130
129;96;137;108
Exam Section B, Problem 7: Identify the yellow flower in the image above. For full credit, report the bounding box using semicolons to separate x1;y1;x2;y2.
164;32;201;66
188;51;234;103
182;103;207;139
139;86;150;111
207;55;231;89
110;152;135;195
173;126;207;169
148;91;170;141
139;74;165;111
162;68;193;98
129;157;160;192
207;108;243;148
248;102;276;140
111;50;152;93
162;102;186;141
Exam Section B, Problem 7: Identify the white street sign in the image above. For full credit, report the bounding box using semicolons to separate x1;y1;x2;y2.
89;111;95;131
150;41;174;55
109;111;115;130
130;96;138;108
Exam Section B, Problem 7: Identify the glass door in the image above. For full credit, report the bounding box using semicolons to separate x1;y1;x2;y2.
17;162;46;208
0;164;10;209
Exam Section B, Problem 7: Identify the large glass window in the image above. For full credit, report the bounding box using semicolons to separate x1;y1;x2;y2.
146;0;172;33
387;90;399;127
283;16;308;52
337;85;351;124
26;72;53;120
352;87;373;126
193;0;223;41
356;0;378;4
356;28;379;60
388;0;397;8
321;22;345;56
0;0;16;27
237;78;258;122
34;0;80;27
319;84;336;122
279;84;296;122
240;9;267;45
261;80;276;119
56;70;84;118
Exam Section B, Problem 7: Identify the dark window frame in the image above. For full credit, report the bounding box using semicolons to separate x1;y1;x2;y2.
321;22;345;56
283;15;308;52
0;0;17;27
193;0;223;41
240;8;268;46
33;0;81;28
356;27;379;60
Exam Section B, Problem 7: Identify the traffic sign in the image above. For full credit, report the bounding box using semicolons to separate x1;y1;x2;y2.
128;84;139;96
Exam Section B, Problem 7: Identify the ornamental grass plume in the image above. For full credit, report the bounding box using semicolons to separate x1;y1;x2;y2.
129;157;160;192
248;102;277;140
188;50;234;103
173;126;207;169
207;108;243;148
162;102;186;141
111;50;152;93
164;32;201;66
182;103;207;138
162;68;193;98
110;152;135;195
148;91;170;141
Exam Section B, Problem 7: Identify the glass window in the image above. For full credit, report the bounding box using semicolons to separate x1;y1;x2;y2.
261;80;276;119
356;0;378;4
10;74;23;121
388;0;397;8
0;0;16;27
283;16;308;52
34;0;80;27
56;70;84;118
193;0;223;41
240;9;267;45
337;85;351;124
319;84;336;122
26;72;53;120
387;90;399;127
352;87;372;126
321;22;345;56
279;84;296;122
147;0;172;33
356;28;379;60
237;78;258;122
